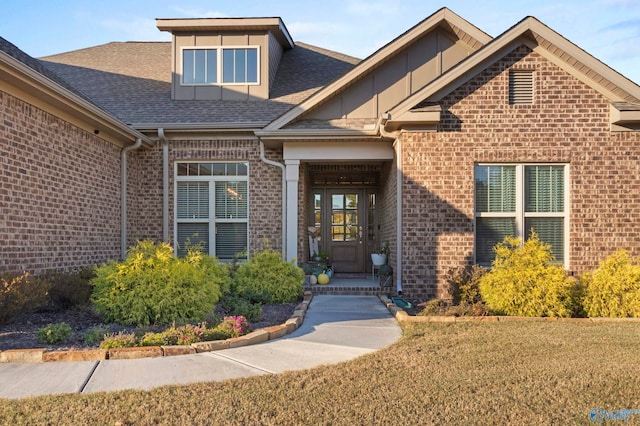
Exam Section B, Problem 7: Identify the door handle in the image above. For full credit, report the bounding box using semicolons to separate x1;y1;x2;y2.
358;226;363;244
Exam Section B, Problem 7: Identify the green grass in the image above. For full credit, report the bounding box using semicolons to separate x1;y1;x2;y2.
2;321;640;425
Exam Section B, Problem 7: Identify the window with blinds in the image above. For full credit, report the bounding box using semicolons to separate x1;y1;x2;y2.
474;164;567;265
175;162;249;260
509;69;534;105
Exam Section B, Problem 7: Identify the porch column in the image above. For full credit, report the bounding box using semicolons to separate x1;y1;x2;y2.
285;160;300;263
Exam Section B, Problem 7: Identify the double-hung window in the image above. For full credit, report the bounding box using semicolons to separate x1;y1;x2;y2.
181;47;259;85
474;164;568;265
175;162;249;261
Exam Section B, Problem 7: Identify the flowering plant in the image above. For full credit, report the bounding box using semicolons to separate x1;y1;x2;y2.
216;315;250;338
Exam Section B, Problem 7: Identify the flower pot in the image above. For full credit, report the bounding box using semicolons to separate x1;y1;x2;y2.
371;253;386;266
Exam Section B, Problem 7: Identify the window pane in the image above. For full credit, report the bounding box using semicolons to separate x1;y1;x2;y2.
222;49;234;83
235;49;246;83
237;163;248;176
216;223;247;260
194;50;206;84
332;195;343;209
177;223;209;257
215;181;248;219
206;49;217;83
525;165;564;212
183;50;195;84
476;217;516;264
177;182;209;219
525;217;564;261
222;48;257;83
247;49;258;83
177;163;188;176
475;165;516;212
246;49;258;83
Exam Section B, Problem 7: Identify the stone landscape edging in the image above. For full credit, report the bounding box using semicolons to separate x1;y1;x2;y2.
0;292;313;364
378;295;640;323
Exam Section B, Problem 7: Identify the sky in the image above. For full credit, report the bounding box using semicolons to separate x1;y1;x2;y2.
1;0;640;83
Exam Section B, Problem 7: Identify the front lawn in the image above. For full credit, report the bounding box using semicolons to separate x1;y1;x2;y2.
2;321;639;425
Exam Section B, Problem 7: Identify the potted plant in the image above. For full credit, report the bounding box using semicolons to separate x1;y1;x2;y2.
371;242;389;266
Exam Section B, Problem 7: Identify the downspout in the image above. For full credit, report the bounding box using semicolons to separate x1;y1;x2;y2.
159;128;170;243
259;138;287;260
121;138;143;259
379;116;403;295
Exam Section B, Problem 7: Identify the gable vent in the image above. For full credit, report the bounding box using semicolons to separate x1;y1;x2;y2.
509;69;534;105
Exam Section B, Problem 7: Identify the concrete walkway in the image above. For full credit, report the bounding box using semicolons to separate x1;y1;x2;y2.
0;295;401;399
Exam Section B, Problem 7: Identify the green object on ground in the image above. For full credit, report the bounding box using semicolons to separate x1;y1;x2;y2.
392;297;413;309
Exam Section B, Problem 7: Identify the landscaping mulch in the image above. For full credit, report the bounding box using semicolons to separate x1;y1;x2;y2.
0;303;297;352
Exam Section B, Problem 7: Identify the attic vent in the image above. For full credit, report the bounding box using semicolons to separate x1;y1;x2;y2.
509;69;534;105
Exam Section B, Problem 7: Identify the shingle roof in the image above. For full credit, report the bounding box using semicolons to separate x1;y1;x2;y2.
39;41;358;126
0;36;94;103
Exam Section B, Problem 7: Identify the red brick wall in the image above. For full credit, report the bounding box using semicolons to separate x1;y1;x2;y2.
401;46;640;299
129;138;284;256
0;91;122;273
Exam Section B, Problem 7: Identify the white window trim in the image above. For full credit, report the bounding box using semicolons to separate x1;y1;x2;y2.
179;46;261;87
474;163;570;267
174;161;250;260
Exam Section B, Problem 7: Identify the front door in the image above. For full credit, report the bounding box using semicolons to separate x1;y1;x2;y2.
327;190;365;273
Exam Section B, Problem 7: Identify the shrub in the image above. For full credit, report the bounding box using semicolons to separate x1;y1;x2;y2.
42;268;94;310
232;249;304;303
36;322;72;344
215;316;250;338
219;294;263;323
446;264;487;305
91;240;230;326
130;317;249;347
99;331;137;349
0;271;51;323
478;232;576;317
83;326;109;345
581;250;640;318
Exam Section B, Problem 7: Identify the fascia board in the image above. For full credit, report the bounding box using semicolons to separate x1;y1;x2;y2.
264;8;491;131
0;52;151;147
388;17;640;119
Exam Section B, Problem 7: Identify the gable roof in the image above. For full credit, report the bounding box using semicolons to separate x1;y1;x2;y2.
0;37;151;146
386;16;640;128
40;41;358;130
261;7;492;133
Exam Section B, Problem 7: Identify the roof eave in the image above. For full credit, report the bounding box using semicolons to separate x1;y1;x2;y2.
156;17;294;49
263;7;491;131
0;51;151;147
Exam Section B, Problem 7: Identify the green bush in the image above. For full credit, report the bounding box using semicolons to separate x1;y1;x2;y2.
99;331;137;349
42;268;94;310
0;271;51;323
219;294;263;323
581;250;640;318
446;264;487;305
83;326;109;345
232;249;304;304
478;232;576;317
36;322;72;344
91;240;230;326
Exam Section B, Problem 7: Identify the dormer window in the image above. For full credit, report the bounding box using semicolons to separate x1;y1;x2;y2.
181;47;259;86
222;48;258;83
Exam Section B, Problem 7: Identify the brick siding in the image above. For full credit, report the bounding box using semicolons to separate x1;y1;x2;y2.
0;91;122;273
400;46;640;299
128;138;284;256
